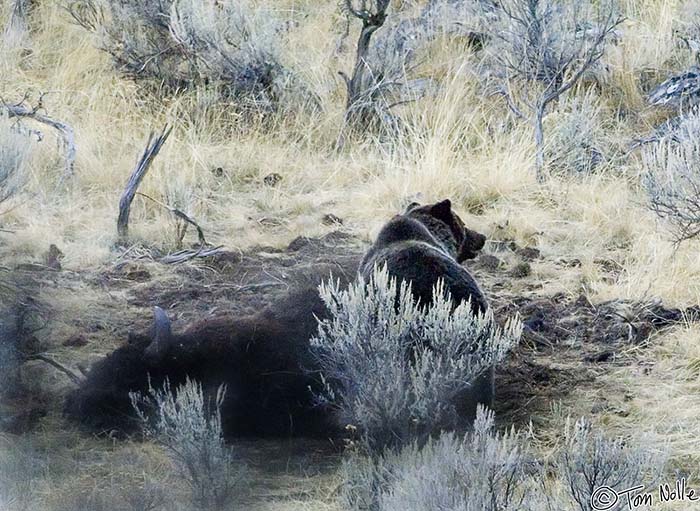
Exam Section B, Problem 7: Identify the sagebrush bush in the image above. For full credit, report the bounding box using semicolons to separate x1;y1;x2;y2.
480;0;620;175
341;411;666;511
484;0;619;87
677;1;700;55
642;109;700;243
0;113;31;207
130;378;246;511
421;0;498;39
341;407;532;511
169;0;307;111
311;266;522;452
560;417;666;511
68;0;306;113
544;90;606;174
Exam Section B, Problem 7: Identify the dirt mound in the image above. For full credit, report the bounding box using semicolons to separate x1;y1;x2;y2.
128;231;364;322
493;292;700;426
502;293;700;353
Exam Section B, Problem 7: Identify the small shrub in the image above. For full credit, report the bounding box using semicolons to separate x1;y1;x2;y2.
168;0;305;111
0;112;32;207
66;0;307;114
80;0;176;82
677;2;700;55
341;407;533;511
421;0;500;40
642;109;700;243
130;378;246;511
162;177;199;249
311;266;522;452
340;412;666;511
560;417;666;511
544;90;606;174
481;0;621;176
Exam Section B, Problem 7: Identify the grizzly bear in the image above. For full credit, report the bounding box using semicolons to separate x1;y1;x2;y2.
359;199;493;417
360;199;487;313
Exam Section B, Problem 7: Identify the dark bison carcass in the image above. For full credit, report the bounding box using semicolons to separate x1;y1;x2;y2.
64;281;344;438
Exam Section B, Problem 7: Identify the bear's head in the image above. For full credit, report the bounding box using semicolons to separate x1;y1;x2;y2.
405;199;486;262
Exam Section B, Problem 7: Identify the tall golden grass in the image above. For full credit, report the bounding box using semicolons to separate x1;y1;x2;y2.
0;0;697;303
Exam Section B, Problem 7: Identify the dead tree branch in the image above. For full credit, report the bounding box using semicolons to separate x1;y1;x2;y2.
135;191;208;247
486;0;623;179
117;126;172;244
64;0;103;32
160;245;226;265
29;353;84;385
341;0;391;111
2;96;76;179
338;0;391;145
336;0;441;147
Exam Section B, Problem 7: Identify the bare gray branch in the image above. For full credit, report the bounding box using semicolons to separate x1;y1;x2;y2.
117;126;172;244
2;97;76;180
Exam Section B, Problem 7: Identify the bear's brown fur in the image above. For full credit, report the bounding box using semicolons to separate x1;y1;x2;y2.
359;199;487;313
359;199;493;416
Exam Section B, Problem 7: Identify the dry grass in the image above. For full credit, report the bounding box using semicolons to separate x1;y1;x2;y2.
3;0;700;509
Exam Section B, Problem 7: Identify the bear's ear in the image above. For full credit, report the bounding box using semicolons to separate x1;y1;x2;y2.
430;199;452;221
404;201;421;213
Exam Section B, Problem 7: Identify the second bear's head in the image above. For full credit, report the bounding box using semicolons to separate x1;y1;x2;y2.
405;199;486;263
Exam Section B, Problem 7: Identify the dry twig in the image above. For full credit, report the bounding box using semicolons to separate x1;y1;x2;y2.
29;353;84;385
2;94;76;179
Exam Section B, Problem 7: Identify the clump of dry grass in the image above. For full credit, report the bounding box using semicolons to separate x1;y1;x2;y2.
0;431;178;511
